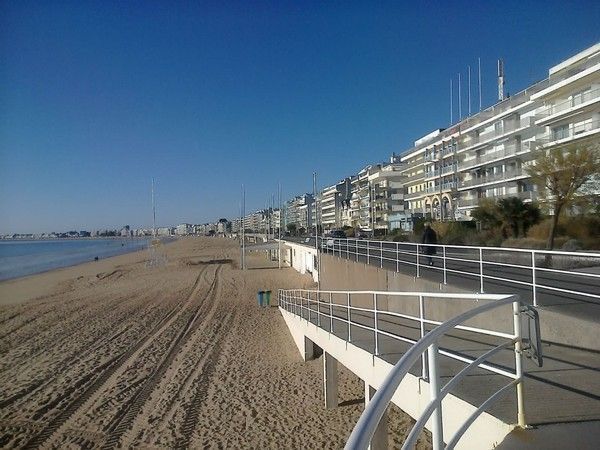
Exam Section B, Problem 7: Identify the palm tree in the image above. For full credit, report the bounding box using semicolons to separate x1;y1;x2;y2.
497;198;539;238
473;197;540;239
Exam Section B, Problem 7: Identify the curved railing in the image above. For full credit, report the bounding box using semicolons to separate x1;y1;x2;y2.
278;289;542;450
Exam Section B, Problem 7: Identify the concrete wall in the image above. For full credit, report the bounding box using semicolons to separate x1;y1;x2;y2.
318;253;599;350
318;253;515;335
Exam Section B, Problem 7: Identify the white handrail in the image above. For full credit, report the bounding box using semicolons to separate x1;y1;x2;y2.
343;294;521;450
302;237;600;307
278;288;536;450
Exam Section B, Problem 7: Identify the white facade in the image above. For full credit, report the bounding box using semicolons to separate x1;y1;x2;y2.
394;43;600;223
285;194;313;232
176;223;193;235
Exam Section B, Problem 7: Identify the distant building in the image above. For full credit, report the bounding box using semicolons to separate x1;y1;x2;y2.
176;223;193;235
157;227;173;236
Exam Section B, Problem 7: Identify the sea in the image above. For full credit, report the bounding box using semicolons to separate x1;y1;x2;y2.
0;238;151;282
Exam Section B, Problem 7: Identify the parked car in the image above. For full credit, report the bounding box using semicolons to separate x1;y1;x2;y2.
356;228;373;239
322;229;347;250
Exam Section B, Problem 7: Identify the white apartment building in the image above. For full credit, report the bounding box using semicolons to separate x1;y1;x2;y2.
371;164;406;232
285;194;313;232
394;42;600;224
320;184;339;231
348;164;405;234
175;223;193;235
316;178;351;231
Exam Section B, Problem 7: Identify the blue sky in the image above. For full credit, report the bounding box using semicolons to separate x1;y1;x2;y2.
1;1;599;233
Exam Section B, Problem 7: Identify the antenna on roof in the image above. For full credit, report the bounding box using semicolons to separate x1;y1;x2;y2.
450;79;453;124
498;59;505;101
478;57;482;111
458;72;462;119
468;65;472;116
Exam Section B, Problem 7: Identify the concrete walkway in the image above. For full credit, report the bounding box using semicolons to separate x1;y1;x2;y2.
297;301;600;425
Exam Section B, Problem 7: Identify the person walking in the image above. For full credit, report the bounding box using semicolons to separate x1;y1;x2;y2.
421;222;438;266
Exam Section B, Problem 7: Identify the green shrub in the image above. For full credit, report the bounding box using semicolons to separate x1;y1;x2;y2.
527;218;565;241
431;221;477;245
527;215;600;247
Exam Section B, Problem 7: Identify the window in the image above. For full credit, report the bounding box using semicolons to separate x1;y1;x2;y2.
571;88;591;107
494;121;504;134
574;118;593;135
552;124;569;140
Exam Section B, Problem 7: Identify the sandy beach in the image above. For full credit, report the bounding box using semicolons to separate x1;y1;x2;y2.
0;237;429;449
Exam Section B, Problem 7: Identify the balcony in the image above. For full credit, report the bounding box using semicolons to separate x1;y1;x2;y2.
458;168;525;190
536;88;600;125
458;191;536;208
458;141;533;171
405;191;426;200
425;165;456;179
457;117;535;154
425;182;457;195
402;172;425;184
539;119;600;147
441;146;456;158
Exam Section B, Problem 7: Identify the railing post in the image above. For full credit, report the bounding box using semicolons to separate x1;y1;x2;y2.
367;240;370;265
396;242;399;272
308;293;311;323
317;292;321;327
380;241;383;268
419;295;427;379
416;244;421;278
356;239;358;262
513;301;526;428
531;251;537;307
347;292;352;342
479;247;485;293
330;292;333;334
374;293;379;356
428;341;444;450
443;246;447;285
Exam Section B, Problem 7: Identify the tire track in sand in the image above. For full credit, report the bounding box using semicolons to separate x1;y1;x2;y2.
20;265;211;450
100;264;224;450
174;308;236;449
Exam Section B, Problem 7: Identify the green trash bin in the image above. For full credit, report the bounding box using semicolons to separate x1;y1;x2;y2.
264;290;271;306
257;291;264;306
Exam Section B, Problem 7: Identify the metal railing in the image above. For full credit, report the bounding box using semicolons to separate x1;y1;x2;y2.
458;191;535;207
458;168;524;189
536;87;600;118
278;289;541;449
315;237;600;307
539;119;600;145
